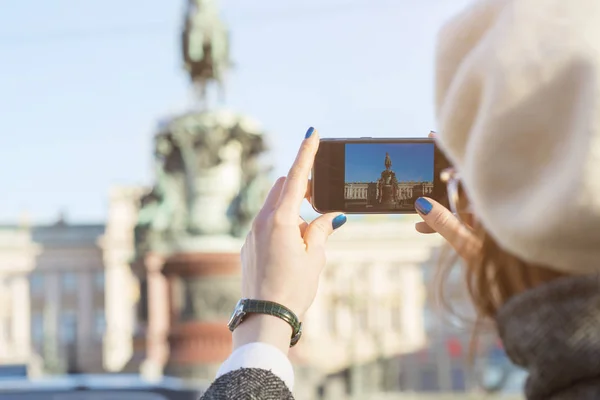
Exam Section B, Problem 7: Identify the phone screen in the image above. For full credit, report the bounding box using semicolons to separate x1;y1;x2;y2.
311;138;450;214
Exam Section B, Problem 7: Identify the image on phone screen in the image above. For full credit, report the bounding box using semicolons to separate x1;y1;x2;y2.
311;138;449;214
344;143;434;212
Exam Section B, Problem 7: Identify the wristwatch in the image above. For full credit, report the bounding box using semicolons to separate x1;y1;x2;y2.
227;299;303;347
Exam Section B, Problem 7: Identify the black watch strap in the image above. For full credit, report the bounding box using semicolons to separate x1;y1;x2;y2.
229;299;303;347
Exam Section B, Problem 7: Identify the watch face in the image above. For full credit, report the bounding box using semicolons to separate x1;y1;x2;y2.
227;299;246;332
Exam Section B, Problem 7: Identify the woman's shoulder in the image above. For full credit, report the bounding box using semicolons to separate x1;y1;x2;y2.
199;368;295;400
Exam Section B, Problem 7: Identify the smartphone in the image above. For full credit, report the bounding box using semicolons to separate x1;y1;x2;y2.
311;138;450;214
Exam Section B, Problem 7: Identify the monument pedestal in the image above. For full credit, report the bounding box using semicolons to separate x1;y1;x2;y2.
162;252;241;381
380;185;396;205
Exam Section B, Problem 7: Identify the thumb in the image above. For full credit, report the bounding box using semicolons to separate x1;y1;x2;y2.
304;213;347;251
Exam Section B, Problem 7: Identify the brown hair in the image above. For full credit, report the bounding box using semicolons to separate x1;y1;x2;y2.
436;187;565;358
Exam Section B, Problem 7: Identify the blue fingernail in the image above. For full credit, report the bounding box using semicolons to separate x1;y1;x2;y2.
332;214;347;230
305;127;315;139
415;197;433;215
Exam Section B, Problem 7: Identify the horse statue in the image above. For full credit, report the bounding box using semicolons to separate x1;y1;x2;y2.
182;0;232;106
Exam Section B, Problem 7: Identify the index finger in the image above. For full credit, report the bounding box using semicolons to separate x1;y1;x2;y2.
277;127;320;217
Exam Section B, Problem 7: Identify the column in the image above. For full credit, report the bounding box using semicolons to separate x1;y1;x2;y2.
76;271;93;369
141;253;169;380
11;274;31;361
43;273;63;374
101;186;144;372
104;255;136;372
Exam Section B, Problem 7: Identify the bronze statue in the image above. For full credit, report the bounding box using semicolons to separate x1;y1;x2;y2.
377;152;399;204
385;152;392;170
134;0;271;256
182;0;232;106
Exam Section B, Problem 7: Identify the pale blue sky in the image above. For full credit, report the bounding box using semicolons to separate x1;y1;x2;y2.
0;0;472;223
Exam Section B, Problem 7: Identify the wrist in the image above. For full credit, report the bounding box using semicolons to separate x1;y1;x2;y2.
232;313;293;356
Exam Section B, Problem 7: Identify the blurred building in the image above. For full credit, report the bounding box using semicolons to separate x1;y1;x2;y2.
100;184;445;400
0;191;524;397
8;191;514;397
28;219;107;373
0;215;116;375
345;181;434;207
96;185;443;398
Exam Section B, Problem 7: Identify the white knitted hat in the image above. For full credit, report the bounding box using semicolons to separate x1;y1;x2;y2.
435;0;600;274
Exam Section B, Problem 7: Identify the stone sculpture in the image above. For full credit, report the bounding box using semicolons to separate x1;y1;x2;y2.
135;111;271;255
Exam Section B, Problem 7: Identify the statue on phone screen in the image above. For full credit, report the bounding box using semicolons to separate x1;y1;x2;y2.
377;152;399;205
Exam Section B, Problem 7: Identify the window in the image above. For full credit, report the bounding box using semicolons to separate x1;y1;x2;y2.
94;271;105;291
30;274;45;296
31;313;44;344
60;311;77;343
61;272;77;293
391;301;402;330
357;306;369;331
94;310;106;339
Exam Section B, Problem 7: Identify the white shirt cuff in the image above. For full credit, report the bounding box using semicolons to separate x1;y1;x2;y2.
216;342;294;391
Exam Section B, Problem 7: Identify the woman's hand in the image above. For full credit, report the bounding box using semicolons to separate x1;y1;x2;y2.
414;131;481;259
233;127;346;355
414;197;481;260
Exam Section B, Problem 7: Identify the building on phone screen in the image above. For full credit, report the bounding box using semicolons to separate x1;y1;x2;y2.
345;181;433;209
